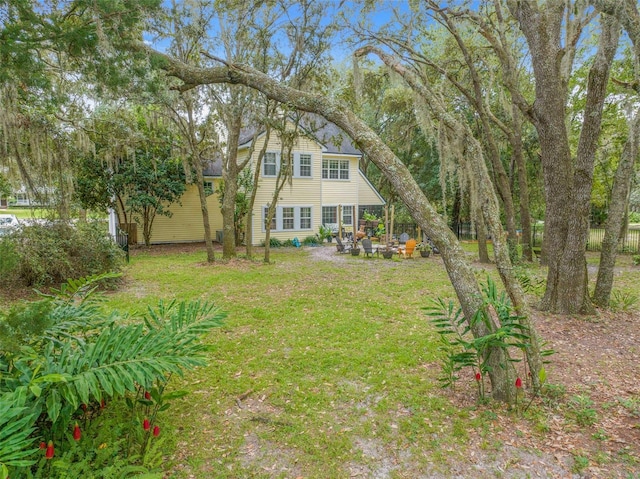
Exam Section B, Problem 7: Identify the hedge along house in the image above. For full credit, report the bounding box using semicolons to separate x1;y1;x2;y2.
109;120;385;245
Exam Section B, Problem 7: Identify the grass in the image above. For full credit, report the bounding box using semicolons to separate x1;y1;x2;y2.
102;246;474;477
6;243;638;476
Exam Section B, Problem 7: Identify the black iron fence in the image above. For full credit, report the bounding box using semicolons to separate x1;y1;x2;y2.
532;224;640;254
390;221;640;254
115;230;129;263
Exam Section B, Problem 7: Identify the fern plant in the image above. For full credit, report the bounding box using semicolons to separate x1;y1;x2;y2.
425;277;539;400
0;275;226;479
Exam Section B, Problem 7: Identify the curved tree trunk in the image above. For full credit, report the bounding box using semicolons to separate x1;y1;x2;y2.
144;46;549;401
193;156;215;262
593;114;640;306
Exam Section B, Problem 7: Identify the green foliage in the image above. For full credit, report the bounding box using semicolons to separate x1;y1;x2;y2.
318;224;332;242
567;395;598;427
629;212;640;223
513;265;546;297
260;237;283;248
424;297;476;389
618;396;640;418
609;290;639;312
0;389;40;474
0;222;124;288
73;107;187;246
0;173;11;199
632;255;640;266
425;277;536;401
301;235;320;246
0;276;225;478
572;455;590;474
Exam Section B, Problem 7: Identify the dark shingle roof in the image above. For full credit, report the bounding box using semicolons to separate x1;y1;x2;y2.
238;114;361;156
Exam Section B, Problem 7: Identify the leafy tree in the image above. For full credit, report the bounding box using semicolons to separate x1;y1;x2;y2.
74;107;186;246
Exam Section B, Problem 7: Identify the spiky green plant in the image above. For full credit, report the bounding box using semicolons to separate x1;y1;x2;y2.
0;274;226;478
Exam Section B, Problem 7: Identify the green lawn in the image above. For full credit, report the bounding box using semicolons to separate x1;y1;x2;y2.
54;245;640;477
103;246;486;477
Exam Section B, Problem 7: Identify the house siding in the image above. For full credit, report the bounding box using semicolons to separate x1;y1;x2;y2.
131;180;223;244
250;133;324;244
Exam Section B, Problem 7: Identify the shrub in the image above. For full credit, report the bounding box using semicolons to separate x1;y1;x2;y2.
628;211;640;223
260;237;283;248
0;221;124;288
632;255;640;266
301;235;320;246
0;275;226;478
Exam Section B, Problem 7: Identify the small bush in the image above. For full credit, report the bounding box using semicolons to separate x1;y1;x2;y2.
302;235;320;246
628;211;640;223
632;255;640;266
0;221;124;288
260;237;283;248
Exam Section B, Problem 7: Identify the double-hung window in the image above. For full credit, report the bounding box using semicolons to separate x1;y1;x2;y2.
282;207;294;230
263;206;277;230
300;207;311;229
263;152;278;177
293;152;312;178
322;159;349;180
322;206;337;225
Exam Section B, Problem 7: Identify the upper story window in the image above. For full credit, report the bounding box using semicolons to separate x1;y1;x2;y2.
322;159;349;180
263;152;278;177
299;154;312;177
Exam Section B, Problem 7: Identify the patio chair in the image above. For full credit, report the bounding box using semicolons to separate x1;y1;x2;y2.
335;236;350;253
397;238;417;258
399;232;409;244
362;238;374;258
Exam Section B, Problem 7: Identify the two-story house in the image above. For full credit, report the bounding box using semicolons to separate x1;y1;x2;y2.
111;121;385;245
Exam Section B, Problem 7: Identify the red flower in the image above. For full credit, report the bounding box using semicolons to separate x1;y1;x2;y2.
515;377;523;389
81;404;87;411
100;398;106;409
143;418;150;431
39;441;46;449
475;372;481;382
153;425;160;437
73;423;81;441
45;441;54;459
144;391;151;400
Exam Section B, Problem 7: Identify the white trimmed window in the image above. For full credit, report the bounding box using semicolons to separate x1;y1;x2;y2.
263;152;279;177
282;207;294;230
322;206;337;224
300;207;311;229
322;159;349;180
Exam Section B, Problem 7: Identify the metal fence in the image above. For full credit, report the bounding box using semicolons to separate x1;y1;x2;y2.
115;230;129;263
528;224;639;254
392;221;640;254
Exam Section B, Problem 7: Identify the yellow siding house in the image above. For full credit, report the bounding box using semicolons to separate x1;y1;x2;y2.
112;121;385;245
